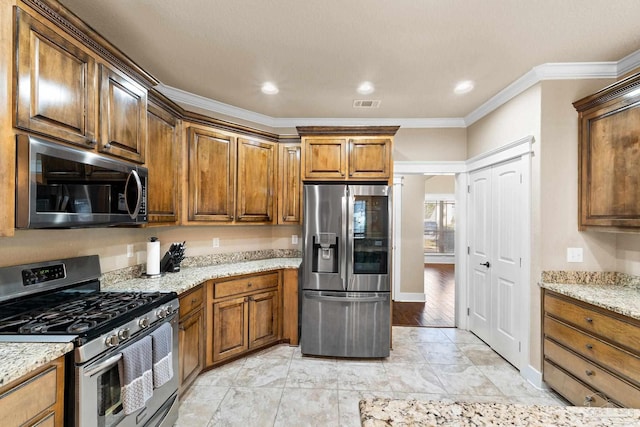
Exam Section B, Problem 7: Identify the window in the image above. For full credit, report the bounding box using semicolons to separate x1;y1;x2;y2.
424;199;455;254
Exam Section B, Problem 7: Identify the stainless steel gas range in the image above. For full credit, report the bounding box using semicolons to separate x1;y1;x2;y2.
0;255;179;427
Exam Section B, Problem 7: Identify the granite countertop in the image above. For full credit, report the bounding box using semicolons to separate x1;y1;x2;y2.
539;272;640;321
102;257;302;295
360;398;640;426
0;342;74;388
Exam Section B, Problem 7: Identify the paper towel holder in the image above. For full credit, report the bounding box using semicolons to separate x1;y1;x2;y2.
141;236;165;279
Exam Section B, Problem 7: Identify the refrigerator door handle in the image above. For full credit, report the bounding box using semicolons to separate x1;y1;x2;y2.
340;191;348;290
305;294;388;303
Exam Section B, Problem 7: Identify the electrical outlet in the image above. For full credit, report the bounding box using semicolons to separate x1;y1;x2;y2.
126;244;134;258
212;238;220;248
567;247;583;263
291;235;299;245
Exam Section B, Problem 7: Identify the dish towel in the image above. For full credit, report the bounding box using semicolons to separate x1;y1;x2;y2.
151;322;174;388
119;336;153;415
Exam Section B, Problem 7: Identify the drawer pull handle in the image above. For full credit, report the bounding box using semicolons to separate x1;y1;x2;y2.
192;298;198;303
585;317;593;323
585;370;594;376
586;343;594;350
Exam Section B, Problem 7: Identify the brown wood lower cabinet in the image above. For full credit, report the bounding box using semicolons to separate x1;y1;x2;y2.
0;356;65;427
206;272;281;366
178;285;204;394
543;289;640;408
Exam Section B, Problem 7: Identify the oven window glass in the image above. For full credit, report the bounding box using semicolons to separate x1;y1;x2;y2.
352;195;389;274
97;364;124;427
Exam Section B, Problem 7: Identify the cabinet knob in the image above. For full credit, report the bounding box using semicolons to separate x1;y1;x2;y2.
584;396;594;404
87;139;97;146
585;317;593;323
585;343;594;350
192;298;198;304
104;143;112;150
248;282;252;287
585;370;595;376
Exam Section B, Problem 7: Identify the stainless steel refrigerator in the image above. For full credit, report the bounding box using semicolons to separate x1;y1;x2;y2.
301;184;391;358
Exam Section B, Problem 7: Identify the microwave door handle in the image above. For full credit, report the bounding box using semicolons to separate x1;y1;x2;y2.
84;353;122;377
125;169;142;219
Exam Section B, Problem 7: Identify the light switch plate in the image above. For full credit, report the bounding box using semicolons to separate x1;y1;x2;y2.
126;244;134;258
567;247;583;263
212;238;220;248
291;235;299;245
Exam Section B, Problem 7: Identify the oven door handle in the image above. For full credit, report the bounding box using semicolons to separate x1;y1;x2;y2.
84;353;122;377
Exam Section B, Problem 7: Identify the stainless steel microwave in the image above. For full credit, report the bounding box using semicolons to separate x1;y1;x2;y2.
16;135;148;228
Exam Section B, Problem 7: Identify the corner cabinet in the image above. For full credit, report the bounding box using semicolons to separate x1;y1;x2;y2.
574;72;640;231
146;99;181;225
298;126;398;183
0;356;65;427
542;290;640;408
186;125;276;224
205;272;281;366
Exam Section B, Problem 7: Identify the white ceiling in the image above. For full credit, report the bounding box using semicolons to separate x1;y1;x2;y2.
59;0;640;126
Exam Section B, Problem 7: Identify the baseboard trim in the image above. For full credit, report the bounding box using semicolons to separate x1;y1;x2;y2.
393;292;426;302
521;364;546;390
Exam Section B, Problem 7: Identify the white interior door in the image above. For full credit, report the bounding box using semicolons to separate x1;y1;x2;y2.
468;168;492;343
468;158;522;368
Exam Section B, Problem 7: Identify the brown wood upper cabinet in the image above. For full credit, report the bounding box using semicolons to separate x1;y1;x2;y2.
574;72;640;231
187;125;276;224
146;101;181;225
14;8;97;148
98;64;147;163
298;126;398;182
14;8;148;164
277;143;302;224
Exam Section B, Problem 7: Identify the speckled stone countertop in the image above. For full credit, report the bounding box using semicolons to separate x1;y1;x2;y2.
0;342;74;388
539;271;640;321
359;398;640;426
102;257;302;295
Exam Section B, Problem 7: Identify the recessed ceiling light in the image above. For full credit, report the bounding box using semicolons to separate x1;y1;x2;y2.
357;81;375;95
454;80;474;95
261;82;279;95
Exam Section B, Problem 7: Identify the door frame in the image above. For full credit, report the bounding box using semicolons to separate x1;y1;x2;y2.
393;135;533;375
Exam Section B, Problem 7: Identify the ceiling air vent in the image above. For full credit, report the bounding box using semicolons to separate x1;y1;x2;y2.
353;99;381;108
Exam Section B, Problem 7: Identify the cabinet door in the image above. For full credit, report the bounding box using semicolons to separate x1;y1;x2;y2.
14;8;97;147
302;138;347;179
278;144;302;224
248;290;280;349
178;308;204;394
146;103;180;224
211;296;248;364
98;64;147;163
188;128;236;222
348;138;391;179
236;138;276;223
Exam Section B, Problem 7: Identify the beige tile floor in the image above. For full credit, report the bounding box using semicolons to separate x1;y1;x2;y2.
174;327;567;427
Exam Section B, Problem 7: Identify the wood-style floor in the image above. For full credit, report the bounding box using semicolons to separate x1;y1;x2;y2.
393;264;455;328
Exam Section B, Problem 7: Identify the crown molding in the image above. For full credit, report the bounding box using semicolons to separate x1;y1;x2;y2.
463;61;619;126
157;50;640;130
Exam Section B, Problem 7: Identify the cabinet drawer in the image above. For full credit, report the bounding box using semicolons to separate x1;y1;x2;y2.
179;285;204;317
0;365;59;427
544;339;639;408
545;293;640;352
544;316;640;383
543;360;619;408
214;273;279;299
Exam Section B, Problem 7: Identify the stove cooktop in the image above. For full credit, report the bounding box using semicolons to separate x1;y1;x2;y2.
0;291;175;339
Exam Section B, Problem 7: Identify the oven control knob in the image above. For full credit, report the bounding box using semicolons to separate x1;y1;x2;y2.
105;334;119;347
118;328;130;340
139;317;150;328
156;308;167;319
166;304;174;314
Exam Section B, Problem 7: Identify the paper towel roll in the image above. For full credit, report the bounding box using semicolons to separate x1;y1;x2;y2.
146;238;160;275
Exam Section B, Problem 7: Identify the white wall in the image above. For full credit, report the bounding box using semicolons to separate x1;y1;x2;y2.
399;174;427;296
425;175;455;195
